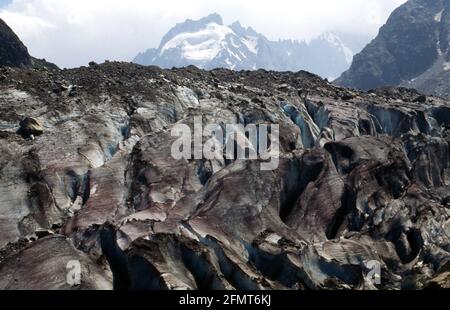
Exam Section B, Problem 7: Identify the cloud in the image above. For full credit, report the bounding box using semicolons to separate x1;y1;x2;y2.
0;11;54;37
0;0;407;68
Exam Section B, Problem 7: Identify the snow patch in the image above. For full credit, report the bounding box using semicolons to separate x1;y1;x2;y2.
437;40;443;56
229;49;242;62
322;32;354;64
444;62;450;71
161;23;234;62
241;36;258;54
435;10;444;22
226;58;237;69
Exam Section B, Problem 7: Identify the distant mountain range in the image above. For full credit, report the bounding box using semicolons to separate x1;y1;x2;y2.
336;0;450;99
133;13;369;80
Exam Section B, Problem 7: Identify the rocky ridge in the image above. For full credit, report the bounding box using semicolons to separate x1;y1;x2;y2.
0;17;58;70
0;61;448;290
336;0;450;99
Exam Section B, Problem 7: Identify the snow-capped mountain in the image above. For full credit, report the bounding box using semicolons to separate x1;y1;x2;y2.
133;13;368;79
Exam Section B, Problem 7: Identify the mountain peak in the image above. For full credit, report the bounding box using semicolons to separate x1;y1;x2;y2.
159;13;224;49
229;21;259;37
336;0;450;99
135;14;362;78
179;13;223;27
200;13;223;26
229;21;244;32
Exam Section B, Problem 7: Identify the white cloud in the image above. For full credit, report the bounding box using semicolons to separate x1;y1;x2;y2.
0;10;54;37
0;0;407;68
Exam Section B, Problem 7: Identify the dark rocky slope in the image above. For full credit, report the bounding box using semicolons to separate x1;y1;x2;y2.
336;0;450;99
0;62;448;289
0;17;57;70
0;18;31;68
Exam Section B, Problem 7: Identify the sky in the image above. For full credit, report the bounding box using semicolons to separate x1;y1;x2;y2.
0;0;407;68
0;0;11;7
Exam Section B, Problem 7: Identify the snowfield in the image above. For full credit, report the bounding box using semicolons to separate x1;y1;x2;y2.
161;23;234;62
